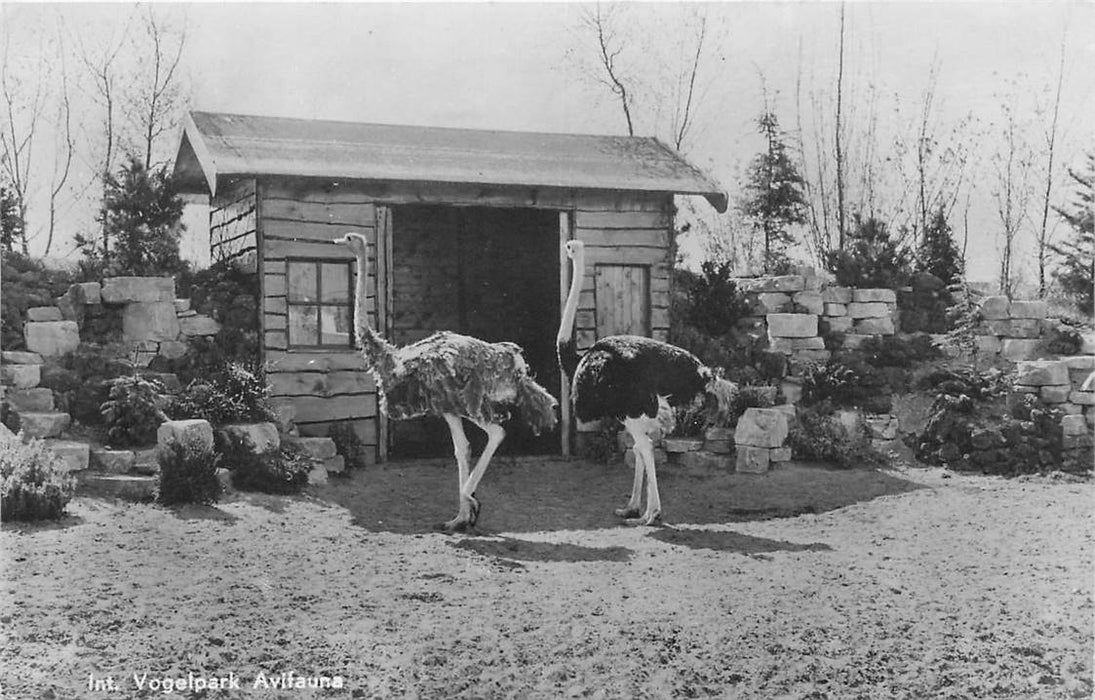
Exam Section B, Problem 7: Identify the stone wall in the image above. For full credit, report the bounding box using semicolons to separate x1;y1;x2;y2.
963;296;1069;363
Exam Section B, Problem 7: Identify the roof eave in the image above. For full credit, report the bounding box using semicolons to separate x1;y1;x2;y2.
171;114;218;197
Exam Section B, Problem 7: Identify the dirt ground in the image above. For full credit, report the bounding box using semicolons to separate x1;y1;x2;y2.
1;456;1091;699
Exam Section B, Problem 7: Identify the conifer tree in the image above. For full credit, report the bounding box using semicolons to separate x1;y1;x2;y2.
916;207;964;286
1049;153;1094;314
741;111;808;274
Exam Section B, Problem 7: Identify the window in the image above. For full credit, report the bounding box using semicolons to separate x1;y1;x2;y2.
286;259;353;348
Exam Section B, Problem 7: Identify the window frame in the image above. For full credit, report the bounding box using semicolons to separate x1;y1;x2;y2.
284;257;355;350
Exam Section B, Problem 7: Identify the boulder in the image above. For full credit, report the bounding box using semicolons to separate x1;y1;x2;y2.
178;314;221;337
735;445;771;473
9;411;70;438
122;301;181;342
157;340;189;360
24;321;80;357
90;447;136;474
847;302;891;319
3;387;54;412
734;408;789;448
770;446;793;462
1;351;43;365
704;438;733;454
1068;391;1095;406
26;306;63;322
0;363;40;389
1000;339;1043;362
45;440;90;472
1061;414;1089;437
852;288;897;304
1015;360;1069;387
1008;300;1048;320
767;313;818;338
1038;385;1071;404
157;419;215;456
100;277;175;304
975;335;1002;355
979;295;1010;320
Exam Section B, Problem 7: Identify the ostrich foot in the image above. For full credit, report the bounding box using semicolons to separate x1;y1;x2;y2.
438;517;475;534
467;493;481;526
614;506;641;519
624;511;663;527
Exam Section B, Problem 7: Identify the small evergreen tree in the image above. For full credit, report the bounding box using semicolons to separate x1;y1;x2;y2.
75;155;187;278
825;215;913;288
1049;153;1094;315
0;185;25;254
740;111;808;274
916;207;964;286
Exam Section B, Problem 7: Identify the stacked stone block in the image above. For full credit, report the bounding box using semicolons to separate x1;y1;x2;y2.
962;296;1057;362
733;407;792;473
1011;358;1094;471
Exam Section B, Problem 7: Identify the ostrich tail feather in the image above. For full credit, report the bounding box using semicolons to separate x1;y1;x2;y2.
516;375;559;435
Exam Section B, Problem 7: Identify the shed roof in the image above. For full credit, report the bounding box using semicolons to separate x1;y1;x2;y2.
172;111;727;212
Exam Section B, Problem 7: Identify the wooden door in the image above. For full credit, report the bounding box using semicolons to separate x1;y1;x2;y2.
595;264;650;338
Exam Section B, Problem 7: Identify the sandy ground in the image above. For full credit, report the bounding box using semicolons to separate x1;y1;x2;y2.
1;457;1091;699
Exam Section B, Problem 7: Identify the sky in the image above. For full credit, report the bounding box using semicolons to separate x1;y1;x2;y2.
4;1;1094;285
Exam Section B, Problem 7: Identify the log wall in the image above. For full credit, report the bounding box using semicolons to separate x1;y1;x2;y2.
210;179;258;270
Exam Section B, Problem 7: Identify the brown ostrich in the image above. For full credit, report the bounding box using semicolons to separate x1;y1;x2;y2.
335;232;557;531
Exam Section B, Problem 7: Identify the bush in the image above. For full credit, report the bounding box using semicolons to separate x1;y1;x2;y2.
328;422;370;471
101;375;168;447
825;216;912;288
47;343;134;428
172;260;260;380
1;251;75;351
787;403;889;469
1;434;76;521
801;357;890;412
859;334;942;368
169;363;275;426
677;261;752;338
222;435;311;494
156;442;222;505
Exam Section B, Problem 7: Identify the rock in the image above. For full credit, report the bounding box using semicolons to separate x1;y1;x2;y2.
791;349;831;364
1000;339;1044;362
791;336;826;351
1015;360;1069;387
792;291;824;314
283;436;339;460
1;351;43;365
704;438;733;454
69;282;102;305
770;446;792;462
754;292;792;314
77;473;156;500
985;318;1041;339
322;455;346;474
44;439;89;472
1061;414;1089;437
979;295;1010;320
842;334;872;350
3;387;54;412
767;313;818;338
1068;391;1095;406
735;445;771;473
1039;385;1071;404
90;447;136;474
158;340;189;360
215;468;233;491
8;411;70;438
821;316;853;334
308;463;329;485
675;451;732;471
821;287;852;303
100;276;175;304
835;408;864;435
846;302;891;319
132;448;160;475
855;317;895;335
157;419;215;456
738;275;805;293
865;414;899;440
663;437;704;453
1008;300;1048;319
220;422;280;454
26;306;63;322
704;427;733;441
780;378;803;405
122;301;181;342
173;298;191;313
823;303;847;317
24;321;80;357
0;363;40;389
178;315;221;337
911;271;946;292
735;408;790;448
975;335;1002;355
852;288;897;303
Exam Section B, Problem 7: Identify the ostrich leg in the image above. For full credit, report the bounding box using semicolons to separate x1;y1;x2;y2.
455;422;506;528
615;418;647;519
623;419;662;526
440;416;470;530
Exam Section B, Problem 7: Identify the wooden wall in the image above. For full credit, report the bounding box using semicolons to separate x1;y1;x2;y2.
210;179;258;270
249;176;674;460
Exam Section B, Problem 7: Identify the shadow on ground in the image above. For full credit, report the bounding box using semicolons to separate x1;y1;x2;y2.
319;456;925;535
450;535;633;564
648;527;833;556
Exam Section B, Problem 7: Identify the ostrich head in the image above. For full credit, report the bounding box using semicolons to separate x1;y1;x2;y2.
700;367;739;426
333;232;368;256
563;239;585;259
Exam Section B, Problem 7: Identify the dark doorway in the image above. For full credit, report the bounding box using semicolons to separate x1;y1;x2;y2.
388;204;561;457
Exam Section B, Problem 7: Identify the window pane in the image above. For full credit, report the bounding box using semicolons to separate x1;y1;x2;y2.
288;305;319;345
320;305;353;346
321;263;351;303
288;261;318;302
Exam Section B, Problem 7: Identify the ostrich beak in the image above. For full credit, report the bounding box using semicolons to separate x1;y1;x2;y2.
332;236;346;245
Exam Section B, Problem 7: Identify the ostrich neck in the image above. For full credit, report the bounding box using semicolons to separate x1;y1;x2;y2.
558;250;584;343
353;251;398;381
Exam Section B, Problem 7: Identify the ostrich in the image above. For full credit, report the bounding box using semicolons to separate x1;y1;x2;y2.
335;232;557;532
557;239;735;526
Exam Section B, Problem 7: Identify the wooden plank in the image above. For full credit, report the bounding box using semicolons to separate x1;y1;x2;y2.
285;394;378;422
572;228;668;248
264;238;356;261
263;219;374;243
580;245;668;266
574;210;670;230
266;351;367;372
264;273;286;297
262;198;377;226
265;329;288;350
376;205;393;462
296;416;378;445
559;209;572;457
595;264;650;338
268;370;376;397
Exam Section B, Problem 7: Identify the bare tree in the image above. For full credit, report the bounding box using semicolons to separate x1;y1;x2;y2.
1034;34;1066;297
991;93;1036;298
834;2;847;249
43;22;75;256
127;5;188;169
577;3;635;136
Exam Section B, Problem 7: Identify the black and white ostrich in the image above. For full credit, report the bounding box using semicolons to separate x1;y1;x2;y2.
557;239;735;525
335;233;557;532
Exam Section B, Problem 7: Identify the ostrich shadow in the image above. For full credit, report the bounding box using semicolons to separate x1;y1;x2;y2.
320;456;925;535
648;527;833;559
448;535;632;566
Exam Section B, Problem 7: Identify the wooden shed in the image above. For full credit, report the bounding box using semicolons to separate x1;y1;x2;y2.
172;111;726;461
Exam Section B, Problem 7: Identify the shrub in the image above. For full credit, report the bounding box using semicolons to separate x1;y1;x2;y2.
859;334;942;368
787;403;888;469
1;434;76;521
169;363;275;426
172;260;260;380
47;343;134;428
156;442;222;505
101;375;168;447
825;216;913;289
678;261;752;338
328;422;370;471
801;358;889;412
1044;319;1084;356
222;435;311;494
